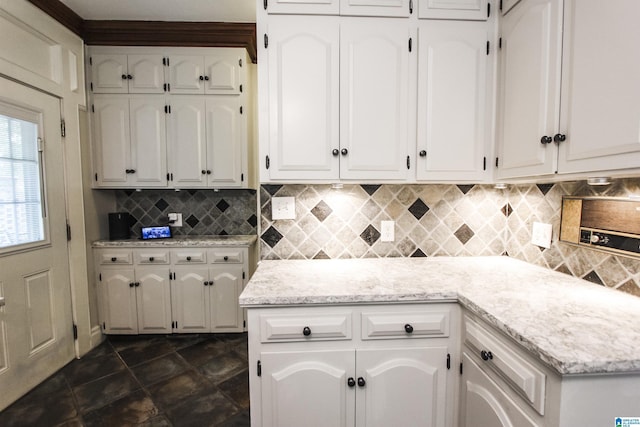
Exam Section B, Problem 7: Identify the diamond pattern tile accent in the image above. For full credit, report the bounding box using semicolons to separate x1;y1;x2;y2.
454;224;474;245
216;199;230;212
536;183;554;195
185;215;199;228
408;199;429;220
311;201;333;222
313;250;330;259
360;225;381;246
411;248;427;257
247;214;257;227
457;184;475;195
360;185;381;196
261;226;283;248
154;198;169;212
583;270;604;285
263;185;283;196
501;203;513;217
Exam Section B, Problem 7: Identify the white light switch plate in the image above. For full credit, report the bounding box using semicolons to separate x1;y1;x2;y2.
531;222;552;248
272;197;296;220
381;221;395;242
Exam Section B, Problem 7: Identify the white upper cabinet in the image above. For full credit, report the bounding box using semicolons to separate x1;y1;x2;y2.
266;16;341;180
129;96;168;186
167;96;208;187
495;0;562;179
264;0;340;15
341;0;412;17
340;18;411;180
557;0;640;174
205;96;245;187
91;54;165;94
418;0;488;20
169;52;243;95
92;96;130;185
168;55;205;94
416;21;489;181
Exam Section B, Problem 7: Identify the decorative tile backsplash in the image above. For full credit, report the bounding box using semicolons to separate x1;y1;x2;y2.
115;189;257;237
260;181;640;297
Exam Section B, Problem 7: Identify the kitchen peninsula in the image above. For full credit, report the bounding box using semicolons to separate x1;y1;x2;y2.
240;256;640;427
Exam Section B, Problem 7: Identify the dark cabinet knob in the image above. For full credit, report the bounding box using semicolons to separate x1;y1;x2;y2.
130;169;136;174
553;133;566;143
357;377;366;387
481;350;493;361
149;257;154;262
204;76;210;81
404;324;414;333
127;74;133;80
419;150;427;157
540;136;552;144
186;256;192;261
135;282;140;287
111;257;117;262
199;76;204;81
302;326;311;336
129;282;135;287
204;281;210;286
332;149;339;156
347;377;356;387
341;148;348;155
121;74;127;80
223;256;229;261
206;170;212;175
202;170;207;175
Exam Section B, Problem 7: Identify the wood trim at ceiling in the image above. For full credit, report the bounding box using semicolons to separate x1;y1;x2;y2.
84;21;257;63
25;0;258;63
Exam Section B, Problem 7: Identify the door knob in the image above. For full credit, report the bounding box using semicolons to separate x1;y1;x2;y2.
357;377;366;387
540;136;552;144
347;377;356;387
302;326;311;336
419;150;427;157
404;324;414;333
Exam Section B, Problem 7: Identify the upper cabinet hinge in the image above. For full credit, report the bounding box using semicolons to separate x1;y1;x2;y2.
495;157;499;168
240;84;243;93
408;38;413;52
239;58;243;67
406;155;411;170
89;56;92;65
95;173;98;181
460;362;463;375
499;0;503;11
99;273;102;281
264;34;269;49
66;221;71;241
409;0;413;14
243;271;246;279
266;155;270;169
257;360;262;376
483;156;487;171
486;41;490;55
240;106;243;114
499;37;502;49
264;0;268;10
73;324;78;340
60;119;66;137
90;82;94;92
91;104;95;113
163;57;166;66
487;3;491;17
447;354;451;370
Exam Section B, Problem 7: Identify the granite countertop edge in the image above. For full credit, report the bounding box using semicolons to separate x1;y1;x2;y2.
92;235;257;248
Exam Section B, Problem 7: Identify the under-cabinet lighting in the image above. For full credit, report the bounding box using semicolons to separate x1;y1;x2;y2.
587;177;612;186
331;183;344;190
494;183;508;189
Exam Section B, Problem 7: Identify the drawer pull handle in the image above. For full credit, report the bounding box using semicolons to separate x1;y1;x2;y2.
302;326;311;336
481;350;493;361
404;324;414;333
347;377;356;388
186;256;192;261
357;377;366;387
149;257;154;262
223;256;229;261
111;257;117;262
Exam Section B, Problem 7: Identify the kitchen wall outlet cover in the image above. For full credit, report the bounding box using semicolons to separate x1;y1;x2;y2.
531;222;552;248
272;197;296;220
381;221;395;242
168;213;182;227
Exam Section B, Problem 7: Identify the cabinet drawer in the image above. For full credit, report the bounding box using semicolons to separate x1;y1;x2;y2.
172;250;207;264
361;310;450;340
134;250;170;265
98;250;133;265
464;315;546;415
260;313;352;342
209;249;244;264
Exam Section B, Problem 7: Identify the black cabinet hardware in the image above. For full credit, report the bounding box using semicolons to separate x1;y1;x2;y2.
149;257;154;262
347;377;356;387
129;282;134;287
540;135;553;144
404;324;414;333
332;149;339;156
224;256;229;261
341;148;348;155
266;155;270;169
447;354;451;369
302;326;311;336
357;377;366;387
186;256;192;261
480;350;493;361
121;74;127;80
553;133;566;143
199;75;204;81
111;257;117;262
419;150;426;157
127;74;133;80
406;155;411;169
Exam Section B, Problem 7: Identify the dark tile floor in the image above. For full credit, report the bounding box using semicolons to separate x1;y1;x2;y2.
0;333;250;427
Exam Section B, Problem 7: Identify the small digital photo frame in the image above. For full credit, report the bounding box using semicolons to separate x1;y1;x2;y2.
140;225;172;240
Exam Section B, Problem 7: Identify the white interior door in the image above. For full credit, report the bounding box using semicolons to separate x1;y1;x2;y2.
0;77;74;410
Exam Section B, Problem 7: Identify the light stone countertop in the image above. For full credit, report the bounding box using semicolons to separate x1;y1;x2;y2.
239;256;640;376
93;235;257;248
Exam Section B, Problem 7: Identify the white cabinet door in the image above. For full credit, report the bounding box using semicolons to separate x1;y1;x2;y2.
129;96;167;187
167;97;208;187
495;0;562;179
557;0;640;174
92;95;131;186
460;353;540;427
91;54;128;93
135;267;172;333
206;97;244;187
340;19;410;180
168;55;205;94
205;53;242;95
100;268;137;334
265;0;340;15
260;350;355;427
356;347;448;427
127;55;165;94
340;0;412;17
416;21;488;181
266;16;340;180
209;265;244;332
417;0;488;20
172;267;210;333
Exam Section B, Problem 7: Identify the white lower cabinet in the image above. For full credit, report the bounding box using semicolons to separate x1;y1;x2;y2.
248;304;458;427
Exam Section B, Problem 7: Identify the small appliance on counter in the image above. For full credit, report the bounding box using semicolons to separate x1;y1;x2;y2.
108;212;131;240
140;225;172;240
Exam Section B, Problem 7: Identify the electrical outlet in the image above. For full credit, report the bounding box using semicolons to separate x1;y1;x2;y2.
381;221;395;242
531;222;552;248
168;213;182;227
272;197;296;220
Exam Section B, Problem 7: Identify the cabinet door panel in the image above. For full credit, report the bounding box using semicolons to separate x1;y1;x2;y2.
135;267;172;333
205;54;241;95
101;268;137;334
341;0;411;17
93;96;130;186
558;0;640;173
209;265;243;332
340;19;410;180
172;267;209;332
418;0;487;20
266;0;340;15
168;97;207;187
417;21;488;181
127;55;165;94
260;350;355;427
267;16;340;180
206;97;244;187
356;347;448;427
91;54;128;94
169;55;205;94
496;0;562;179
129;96;167;187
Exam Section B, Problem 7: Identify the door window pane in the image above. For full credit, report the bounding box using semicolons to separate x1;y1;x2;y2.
0;112;44;248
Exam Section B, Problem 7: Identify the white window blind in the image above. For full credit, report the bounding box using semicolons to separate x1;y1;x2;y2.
0;112;44;248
